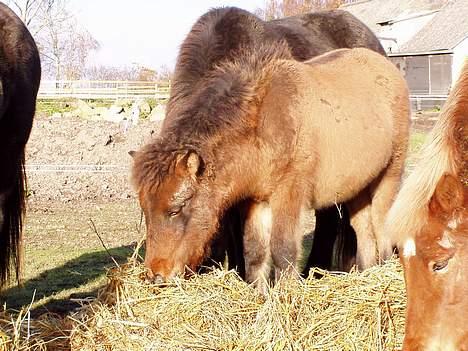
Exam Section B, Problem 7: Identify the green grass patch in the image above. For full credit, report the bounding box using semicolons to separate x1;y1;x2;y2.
409;131;427;154
0;246;133;314
406;131;427;172
36;99;77;116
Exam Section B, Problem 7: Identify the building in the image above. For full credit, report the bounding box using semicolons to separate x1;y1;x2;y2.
342;0;468;109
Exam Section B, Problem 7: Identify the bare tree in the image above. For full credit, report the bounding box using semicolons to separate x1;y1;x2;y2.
157;65;173;81
6;0;54;30
86;64;173;82
7;0;99;80
31;1;99;80
85;65;140;81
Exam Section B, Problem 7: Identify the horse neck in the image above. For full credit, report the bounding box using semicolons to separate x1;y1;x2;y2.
208;139;264;208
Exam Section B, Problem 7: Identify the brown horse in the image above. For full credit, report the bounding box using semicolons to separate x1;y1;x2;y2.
131;45;409;286
0;3;41;286
386;62;467;350
160;6;389;279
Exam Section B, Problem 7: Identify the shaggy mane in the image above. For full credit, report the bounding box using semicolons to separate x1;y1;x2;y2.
386;61;468;245
167;7;265;113
132;41;294;192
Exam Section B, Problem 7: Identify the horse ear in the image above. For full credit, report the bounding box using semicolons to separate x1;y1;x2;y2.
128;150;137;158
430;173;464;217
186;151;201;177
176;150;202;177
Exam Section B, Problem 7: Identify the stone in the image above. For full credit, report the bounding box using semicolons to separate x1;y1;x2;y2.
149;104;166;121
109;104;124;115
130;102;140;126
138;100;151;115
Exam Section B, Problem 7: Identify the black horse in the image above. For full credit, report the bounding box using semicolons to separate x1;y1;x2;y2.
154;7;386;278
0;3;41;286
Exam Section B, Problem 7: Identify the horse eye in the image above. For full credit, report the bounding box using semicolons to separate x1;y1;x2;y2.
168;202;186;217
168;208;181;217
432;259;450;272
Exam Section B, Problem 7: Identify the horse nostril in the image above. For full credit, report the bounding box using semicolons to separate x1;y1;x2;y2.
153;274;165;284
145;271;165;284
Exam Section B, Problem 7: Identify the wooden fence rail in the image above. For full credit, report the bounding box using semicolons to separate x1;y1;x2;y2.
38;80;171;100
37;80;448;111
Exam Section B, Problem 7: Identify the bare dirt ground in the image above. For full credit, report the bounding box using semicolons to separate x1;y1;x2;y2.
26;115;161;203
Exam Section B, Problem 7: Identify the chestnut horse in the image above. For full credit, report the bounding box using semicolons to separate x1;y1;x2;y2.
386;62;467;350
158;6;389;279
131;45;409;286
0;3;41;286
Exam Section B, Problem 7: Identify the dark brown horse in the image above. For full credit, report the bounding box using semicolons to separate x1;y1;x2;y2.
162;7;388;279
132;43;409;288
0;3;41;286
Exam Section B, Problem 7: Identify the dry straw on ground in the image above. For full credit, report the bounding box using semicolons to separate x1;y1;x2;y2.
1;259;406;351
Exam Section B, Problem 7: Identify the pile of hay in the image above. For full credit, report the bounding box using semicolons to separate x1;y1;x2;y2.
0;308;70;350
69;259;406;351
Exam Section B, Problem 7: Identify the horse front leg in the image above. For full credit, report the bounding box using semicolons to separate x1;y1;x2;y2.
269;187;304;282
243;200;272;293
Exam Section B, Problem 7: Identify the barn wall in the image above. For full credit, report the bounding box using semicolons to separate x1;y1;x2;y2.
390;54;452;95
452;36;468;84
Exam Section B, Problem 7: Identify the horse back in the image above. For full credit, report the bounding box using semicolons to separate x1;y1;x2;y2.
258;48;409;206
268;9;385;60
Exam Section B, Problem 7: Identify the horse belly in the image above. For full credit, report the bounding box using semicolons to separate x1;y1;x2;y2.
298;88;395;208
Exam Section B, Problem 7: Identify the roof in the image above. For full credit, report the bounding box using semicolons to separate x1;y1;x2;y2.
400;0;468;52
341;0;468;54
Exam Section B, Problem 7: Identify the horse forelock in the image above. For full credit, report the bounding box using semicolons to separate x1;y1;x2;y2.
386;62;468;246
131;139;196;194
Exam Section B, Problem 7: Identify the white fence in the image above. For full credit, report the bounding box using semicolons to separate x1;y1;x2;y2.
38;80;171;100
37;80;448;110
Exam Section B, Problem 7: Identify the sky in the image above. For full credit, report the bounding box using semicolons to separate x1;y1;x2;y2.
69;1;267;71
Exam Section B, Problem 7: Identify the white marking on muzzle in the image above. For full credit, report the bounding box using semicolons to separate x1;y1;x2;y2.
402;238;416;257
438;233;453;249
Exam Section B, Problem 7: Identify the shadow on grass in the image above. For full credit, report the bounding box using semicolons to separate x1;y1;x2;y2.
0;245;142;316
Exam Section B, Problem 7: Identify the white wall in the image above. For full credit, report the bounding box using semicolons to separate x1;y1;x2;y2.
452;36;468;85
378;13;436;54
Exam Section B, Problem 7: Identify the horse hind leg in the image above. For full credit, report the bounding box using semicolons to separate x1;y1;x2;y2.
243;201;272;293
347;190;377;270
370;105;409;263
369;160;406;263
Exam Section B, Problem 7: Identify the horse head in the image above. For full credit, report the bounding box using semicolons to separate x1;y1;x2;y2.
131;146;220;282
400;173;468;350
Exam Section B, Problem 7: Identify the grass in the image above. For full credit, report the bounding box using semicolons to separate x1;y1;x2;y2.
0;200;143;314
36;98;163;119
36;99;77;116
1;247;133;314
405;131;427;173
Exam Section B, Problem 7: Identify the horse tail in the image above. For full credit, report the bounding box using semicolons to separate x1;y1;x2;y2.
0;152;26;285
332;205;357;272
201;205;246;278
223;206;245;279
302;205;356;278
